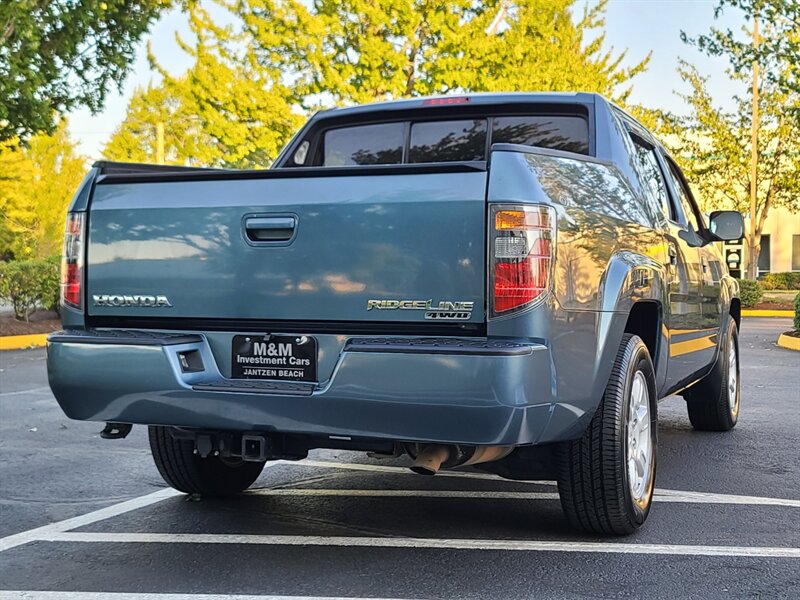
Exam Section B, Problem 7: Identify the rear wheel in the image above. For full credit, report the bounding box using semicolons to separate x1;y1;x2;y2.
148;426;265;496
557;334;657;535
684;318;740;431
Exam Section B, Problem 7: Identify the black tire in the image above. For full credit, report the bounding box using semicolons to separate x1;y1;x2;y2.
148;426;265;496
556;334;658;535
684;318;740;432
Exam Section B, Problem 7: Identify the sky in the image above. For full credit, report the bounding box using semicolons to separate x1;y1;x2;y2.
67;0;746;160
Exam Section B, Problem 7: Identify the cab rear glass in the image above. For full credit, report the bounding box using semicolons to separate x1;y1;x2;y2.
306;113;589;167
409;119;487;163
323;122;404;166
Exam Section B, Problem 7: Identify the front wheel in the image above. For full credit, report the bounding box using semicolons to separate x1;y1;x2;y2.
148;426;265;496
557;334;658;535
684;318;740;431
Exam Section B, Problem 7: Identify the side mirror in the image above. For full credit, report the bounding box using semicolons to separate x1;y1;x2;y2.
708;211;744;241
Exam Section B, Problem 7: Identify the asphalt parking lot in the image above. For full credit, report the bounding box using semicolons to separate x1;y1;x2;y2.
1;317;798;599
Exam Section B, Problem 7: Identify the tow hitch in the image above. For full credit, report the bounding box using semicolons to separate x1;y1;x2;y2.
100;422;132;439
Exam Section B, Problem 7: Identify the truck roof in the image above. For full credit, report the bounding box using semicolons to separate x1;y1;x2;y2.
314;92;601;120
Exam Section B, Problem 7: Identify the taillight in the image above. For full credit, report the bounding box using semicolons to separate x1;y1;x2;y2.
490;205;555;316
61;212;85;310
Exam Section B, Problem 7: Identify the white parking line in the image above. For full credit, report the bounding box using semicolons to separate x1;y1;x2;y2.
252;488;561;500
282;459;546;483
278;460;800;508
1;457;798;559
37;532;800;558
0;593;417;600
0;594;418;600
0;488;181;553
0;386;52;398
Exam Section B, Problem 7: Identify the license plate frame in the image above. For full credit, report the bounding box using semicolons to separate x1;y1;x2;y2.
231;335;318;382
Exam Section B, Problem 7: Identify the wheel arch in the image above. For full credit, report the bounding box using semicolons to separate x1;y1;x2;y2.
623;300;663;370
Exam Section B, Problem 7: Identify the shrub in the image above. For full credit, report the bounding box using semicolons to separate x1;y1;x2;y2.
38;256;62;313
737;278;763;308
0;257;61;321
794;292;800;331
760;272;800;291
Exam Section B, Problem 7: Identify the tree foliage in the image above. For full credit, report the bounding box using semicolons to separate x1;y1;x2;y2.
682;0;800;96
104;81;210;164
0;121;86;259
0;0;173;141
676;0;800;279
667;61;799;277
107;0;648;167
107;3;303;167
237;0;649;107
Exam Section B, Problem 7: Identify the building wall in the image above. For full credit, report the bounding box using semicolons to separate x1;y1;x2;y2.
747;206;800;274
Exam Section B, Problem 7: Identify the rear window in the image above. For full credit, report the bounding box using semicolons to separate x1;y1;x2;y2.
409;119;487;163
315;113;589;166
323;122;404;166
492;115;589;155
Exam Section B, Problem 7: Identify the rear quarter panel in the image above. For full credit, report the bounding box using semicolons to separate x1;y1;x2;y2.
488;149;668;442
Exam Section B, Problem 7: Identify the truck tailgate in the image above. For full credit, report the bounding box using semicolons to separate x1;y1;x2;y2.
86;169;487;325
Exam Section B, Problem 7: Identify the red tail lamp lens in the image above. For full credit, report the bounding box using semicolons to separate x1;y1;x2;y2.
61;213;85;310
491;205;554;316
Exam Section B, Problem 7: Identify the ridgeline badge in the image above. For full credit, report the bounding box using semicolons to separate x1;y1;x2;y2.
367;299;474;321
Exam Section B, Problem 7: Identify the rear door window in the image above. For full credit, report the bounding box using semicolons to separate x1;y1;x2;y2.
408;119;487;163
323;122;404;166
492;115;589;155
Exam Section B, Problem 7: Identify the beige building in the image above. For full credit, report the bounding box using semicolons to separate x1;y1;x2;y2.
721;206;800;278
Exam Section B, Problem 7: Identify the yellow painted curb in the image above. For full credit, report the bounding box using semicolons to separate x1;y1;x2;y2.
777;333;800;352
0;333;49;350
742;309;794;317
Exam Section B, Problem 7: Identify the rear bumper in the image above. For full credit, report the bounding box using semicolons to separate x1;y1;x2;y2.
47;329;558;446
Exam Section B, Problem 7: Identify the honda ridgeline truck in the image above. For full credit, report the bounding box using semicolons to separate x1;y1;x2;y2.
47;93;745;535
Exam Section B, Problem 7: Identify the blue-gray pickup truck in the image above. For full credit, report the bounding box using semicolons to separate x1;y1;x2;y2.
47;93;745;534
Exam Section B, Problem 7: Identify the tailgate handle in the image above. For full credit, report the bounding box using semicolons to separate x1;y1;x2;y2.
245;216;296;242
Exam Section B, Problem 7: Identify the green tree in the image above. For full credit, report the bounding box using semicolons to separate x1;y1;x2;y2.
237;0;649;108
682;0;799;97
668;61;799;278
0;0;173;141
0;121;86;259
109;0;647;167
679;0;800;278
108;3;303;168
104;82;211;164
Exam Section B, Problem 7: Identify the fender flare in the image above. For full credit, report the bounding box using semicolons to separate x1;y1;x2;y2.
538;252;667;443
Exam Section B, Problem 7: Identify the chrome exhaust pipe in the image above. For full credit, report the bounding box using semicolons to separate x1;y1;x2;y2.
409;444;513;475
461;445;513;466
410;445;450;475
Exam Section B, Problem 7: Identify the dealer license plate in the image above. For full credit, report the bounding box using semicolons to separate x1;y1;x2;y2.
231;335;317;382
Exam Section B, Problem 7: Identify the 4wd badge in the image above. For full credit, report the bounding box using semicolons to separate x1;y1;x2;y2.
367;299;474;321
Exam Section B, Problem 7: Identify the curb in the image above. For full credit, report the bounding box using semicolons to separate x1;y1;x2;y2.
0;333;49;350
777;333;800;352
742;309;794;317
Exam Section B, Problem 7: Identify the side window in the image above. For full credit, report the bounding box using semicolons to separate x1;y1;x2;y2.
664;158;703;232
628;134;670;224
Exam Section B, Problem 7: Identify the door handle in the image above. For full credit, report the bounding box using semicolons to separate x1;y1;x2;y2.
668;246;677;266
244;216;296;242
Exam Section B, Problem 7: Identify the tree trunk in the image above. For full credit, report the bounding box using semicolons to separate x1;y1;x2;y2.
746;185;775;280
747;234;761;280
